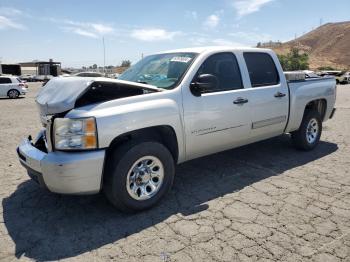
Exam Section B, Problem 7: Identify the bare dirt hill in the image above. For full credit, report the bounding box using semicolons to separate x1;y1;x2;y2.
271;21;350;70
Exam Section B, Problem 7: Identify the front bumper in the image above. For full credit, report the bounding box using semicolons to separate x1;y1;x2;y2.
17;138;105;194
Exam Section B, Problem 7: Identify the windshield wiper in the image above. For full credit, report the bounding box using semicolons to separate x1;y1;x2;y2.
137;80;148;84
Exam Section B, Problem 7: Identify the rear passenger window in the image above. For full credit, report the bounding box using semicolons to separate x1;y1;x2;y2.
0;78;12;84
243;53;280;87
196;52;243;92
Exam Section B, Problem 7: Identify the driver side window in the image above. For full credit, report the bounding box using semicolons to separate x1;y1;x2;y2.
196;52;243;93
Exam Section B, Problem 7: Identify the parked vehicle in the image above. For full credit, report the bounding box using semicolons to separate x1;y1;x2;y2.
33;75;53;82
0;76;28;98
20;74;35;82
17;47;336;212
73;72;104;77
335;72;350;84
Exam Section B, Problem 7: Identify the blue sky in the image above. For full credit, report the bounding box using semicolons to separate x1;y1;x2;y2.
0;0;349;67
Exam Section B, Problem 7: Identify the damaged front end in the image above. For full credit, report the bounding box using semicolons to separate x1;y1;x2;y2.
36;77;162;115
17;77;161;194
35;77;162;151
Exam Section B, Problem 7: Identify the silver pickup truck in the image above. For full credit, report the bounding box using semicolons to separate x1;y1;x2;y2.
17;47;336;212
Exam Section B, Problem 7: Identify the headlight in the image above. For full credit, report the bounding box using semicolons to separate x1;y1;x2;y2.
53;117;97;150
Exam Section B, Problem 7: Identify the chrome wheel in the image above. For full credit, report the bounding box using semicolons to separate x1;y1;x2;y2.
306;118;318;144
126;156;164;201
8;90;19;98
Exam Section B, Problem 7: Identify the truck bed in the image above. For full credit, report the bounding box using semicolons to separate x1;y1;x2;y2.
285;76;336;133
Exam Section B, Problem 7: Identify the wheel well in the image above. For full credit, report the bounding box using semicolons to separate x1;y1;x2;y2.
7;89;19;95
106;126;179;162
305;99;327;121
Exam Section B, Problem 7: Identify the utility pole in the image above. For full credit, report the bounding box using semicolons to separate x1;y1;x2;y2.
102;37;106;75
320;18;323;27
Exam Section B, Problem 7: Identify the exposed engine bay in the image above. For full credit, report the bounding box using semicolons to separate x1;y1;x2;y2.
36;77;161;115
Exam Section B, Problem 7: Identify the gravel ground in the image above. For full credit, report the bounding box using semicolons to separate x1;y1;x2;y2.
0;83;349;262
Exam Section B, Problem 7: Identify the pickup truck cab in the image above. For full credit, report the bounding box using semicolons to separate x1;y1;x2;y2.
17;47;336;212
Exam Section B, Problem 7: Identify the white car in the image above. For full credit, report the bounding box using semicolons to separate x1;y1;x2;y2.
0;76;28;98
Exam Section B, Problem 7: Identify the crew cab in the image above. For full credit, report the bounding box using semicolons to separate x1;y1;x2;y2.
0;76;28;98
17;47;337;212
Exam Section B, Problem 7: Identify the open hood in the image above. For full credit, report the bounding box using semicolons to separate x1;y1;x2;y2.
36;77;161;115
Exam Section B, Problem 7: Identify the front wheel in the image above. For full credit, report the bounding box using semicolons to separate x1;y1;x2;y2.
291;110;322;151
103;141;175;212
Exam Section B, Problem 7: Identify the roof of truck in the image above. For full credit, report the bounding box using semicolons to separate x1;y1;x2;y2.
156;46;272;54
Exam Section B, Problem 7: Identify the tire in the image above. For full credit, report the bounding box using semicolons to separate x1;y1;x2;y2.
291;110;322;151
7;89;20;99
103;140;175;212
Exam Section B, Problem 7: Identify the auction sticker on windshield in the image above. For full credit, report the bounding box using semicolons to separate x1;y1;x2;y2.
170;57;192;63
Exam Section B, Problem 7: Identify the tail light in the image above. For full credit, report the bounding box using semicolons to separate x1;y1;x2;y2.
18;83;28;88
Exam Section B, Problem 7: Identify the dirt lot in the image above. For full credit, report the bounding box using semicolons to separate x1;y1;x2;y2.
0;83;349;261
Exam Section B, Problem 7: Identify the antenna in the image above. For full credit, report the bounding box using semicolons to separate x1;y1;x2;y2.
320;18;323;27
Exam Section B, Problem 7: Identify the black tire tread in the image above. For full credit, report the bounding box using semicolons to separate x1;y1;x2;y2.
291;110;322;151
103;140;175;212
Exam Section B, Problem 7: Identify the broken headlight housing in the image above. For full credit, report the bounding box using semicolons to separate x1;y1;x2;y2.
53;117;97;150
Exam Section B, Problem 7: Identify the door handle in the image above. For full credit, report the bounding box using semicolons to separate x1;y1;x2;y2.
274;92;286;98
233;97;249;105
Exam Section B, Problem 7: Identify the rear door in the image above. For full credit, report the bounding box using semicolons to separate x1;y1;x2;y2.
182;52;252;160
0;77;12;96
242;52;289;140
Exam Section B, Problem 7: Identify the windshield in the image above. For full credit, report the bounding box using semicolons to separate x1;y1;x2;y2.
118;52;197;89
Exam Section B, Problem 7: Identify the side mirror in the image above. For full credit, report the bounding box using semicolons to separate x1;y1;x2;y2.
190;74;218;97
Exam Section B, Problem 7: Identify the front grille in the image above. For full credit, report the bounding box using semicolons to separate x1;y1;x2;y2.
34;134;48;153
40;114;52;127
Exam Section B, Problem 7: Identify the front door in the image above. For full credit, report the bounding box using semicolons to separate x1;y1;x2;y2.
182;52;252;160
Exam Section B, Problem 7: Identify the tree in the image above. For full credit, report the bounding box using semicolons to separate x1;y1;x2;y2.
121;60;131;67
92;64;98;69
277;48;309;71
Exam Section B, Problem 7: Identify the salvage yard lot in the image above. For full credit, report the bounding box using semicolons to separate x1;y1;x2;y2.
1;83;349;261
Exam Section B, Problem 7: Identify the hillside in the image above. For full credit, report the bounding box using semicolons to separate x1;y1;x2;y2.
270;21;350;70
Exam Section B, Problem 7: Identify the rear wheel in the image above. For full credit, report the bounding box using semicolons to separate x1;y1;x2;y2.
8;89;19;99
103;140;175;212
291;110;322;151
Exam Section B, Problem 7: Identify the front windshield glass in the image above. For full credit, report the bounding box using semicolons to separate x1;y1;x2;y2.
118;52;197;89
